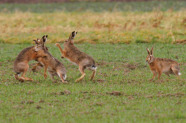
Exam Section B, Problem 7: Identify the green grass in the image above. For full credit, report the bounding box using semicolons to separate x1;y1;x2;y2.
0;43;185;122
0;1;186;122
0;1;186;13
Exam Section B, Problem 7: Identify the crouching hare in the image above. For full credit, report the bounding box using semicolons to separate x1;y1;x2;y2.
56;31;97;82
146;47;181;81
14;35;48;82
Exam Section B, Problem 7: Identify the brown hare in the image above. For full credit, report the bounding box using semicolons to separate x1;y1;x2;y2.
35;45;67;83
32;39;49;72
146;47;181;81
55;31;97;82
14;35;48;82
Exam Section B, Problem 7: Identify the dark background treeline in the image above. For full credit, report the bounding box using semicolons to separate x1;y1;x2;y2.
0;0;181;3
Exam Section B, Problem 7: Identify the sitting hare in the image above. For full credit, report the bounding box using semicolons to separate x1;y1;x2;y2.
14;35;48;82
146;47;181;81
56;31;97;82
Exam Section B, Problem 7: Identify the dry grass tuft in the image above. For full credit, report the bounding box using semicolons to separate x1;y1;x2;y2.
0;10;186;43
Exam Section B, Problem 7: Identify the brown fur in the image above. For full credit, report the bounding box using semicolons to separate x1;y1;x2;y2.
146;47;181;81
14;35;48;82
56;31;97;82
31;47;49;72
35;48;67;83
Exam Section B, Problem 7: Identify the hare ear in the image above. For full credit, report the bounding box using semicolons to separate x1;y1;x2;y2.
69;31;77;44
146;48;150;54
150;47;153;55
69;31;75;39
33;40;38;44
42;35;48;43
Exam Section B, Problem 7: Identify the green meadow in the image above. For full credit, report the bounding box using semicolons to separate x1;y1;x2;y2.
0;43;185;122
0;1;186;123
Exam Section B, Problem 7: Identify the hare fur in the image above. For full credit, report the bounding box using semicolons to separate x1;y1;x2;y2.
56;31;97;82
146;47;181;81
14;35;48;82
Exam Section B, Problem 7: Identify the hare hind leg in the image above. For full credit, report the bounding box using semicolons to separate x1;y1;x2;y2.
165;73;170;77
90;69;96;81
18;64;33;81
171;65;181;80
57;71;68;84
15;73;24;82
21;70;33;81
75;66;86;82
171;65;180;76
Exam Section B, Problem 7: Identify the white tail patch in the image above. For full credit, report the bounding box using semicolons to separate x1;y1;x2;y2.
178;72;181;76
63;74;67;80
91;66;97;70
57;71;67;80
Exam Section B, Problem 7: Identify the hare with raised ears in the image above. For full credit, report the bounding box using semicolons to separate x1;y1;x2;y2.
14;35;48;82
146;47;181;81
32;36;49;72
55;31;97;82
35;45;67;83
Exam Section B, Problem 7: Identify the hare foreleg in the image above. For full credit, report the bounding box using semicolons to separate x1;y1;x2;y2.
43;65;48;79
56;43;65;58
150;71;157;81
32;62;43;72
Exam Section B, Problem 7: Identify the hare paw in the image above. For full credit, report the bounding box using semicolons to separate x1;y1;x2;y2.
44;74;47;79
62;81;68;84
149;79;154;82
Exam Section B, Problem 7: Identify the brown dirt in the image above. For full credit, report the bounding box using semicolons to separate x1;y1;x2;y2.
94;102;104;106
145;92;185;98
96;79;105;83
39;99;45;103
27;100;34;104
36;105;42;109
107;91;122;96
50;90;71;95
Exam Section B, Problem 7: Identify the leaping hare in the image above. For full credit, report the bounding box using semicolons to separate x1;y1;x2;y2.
146;47;181;81
14;35;48;82
56;31;97;82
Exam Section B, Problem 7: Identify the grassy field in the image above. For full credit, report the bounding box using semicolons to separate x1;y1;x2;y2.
0;1;186;123
0;1;186;44
0;43;185;122
0;1;186;13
